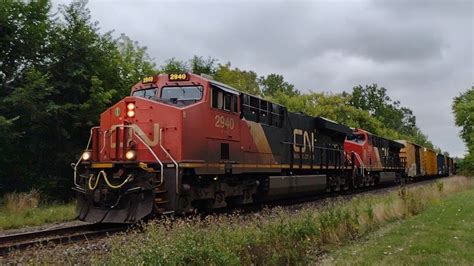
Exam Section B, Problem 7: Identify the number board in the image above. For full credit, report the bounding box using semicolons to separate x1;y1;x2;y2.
142;76;156;83
169;73;189;81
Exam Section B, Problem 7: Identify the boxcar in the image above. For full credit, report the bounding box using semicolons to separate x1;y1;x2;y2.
422;148;437;177
437;154;448;176
396;140;423;178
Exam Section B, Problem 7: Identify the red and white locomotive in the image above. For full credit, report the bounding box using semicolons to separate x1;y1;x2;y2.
74;73;405;223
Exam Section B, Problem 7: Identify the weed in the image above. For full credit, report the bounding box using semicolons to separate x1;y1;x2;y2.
436;181;444;192
0;201;76;230
3;189;40;214
364;204;374;225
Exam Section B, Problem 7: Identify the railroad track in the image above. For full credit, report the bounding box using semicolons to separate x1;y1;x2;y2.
0;223;130;255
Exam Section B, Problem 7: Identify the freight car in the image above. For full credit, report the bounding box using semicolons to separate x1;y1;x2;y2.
422;148;438;177
437;153;449;176
396;140;423;179
72;73;448;224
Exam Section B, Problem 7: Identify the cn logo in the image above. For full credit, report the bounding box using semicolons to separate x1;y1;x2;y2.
293;129;316;153
110;123;160;148
114;107;121;117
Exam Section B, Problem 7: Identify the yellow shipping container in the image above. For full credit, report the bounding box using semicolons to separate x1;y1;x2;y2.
397;140;422;177
422;148;437;176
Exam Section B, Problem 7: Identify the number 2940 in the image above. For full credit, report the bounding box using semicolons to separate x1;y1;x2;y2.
214;115;234;129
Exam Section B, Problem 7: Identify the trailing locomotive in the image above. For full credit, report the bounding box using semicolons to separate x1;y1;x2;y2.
344;129;405;185
73;73;452;223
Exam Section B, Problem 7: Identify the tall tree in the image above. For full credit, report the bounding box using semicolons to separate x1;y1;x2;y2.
160;57;188;73
214;63;261;95
453;86;474;174
0;0;157;198
0;0;52;194
189;55;217;76
114;34;156;96
259;73;299;97
349;84;428;146
0;0;51;93
270;91;398;138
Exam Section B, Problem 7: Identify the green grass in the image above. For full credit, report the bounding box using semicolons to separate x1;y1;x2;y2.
99;177;474;265
328;187;474;265
0;202;76;230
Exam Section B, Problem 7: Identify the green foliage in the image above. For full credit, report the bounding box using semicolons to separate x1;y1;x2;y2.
350;84;433;148
453;86;474;174
270;91;399;139
114;34;156;95
0;0;156;198
160;57;188;73
159;55;218;76
214;63;262;95
190;55;218;75
259;73;299;97
0;0;51;92
267;84;436;149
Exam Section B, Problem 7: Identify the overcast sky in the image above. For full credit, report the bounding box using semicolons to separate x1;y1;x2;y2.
55;0;473;157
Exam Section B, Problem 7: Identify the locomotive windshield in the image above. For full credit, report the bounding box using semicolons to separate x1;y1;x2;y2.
132;86;203;106
347;134;365;143
161;86;203;104
132;88;156;99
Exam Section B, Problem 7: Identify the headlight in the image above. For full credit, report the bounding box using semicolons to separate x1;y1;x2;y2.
126;102;135;117
82;151;92;161
125;150;136;160
126;110;135;118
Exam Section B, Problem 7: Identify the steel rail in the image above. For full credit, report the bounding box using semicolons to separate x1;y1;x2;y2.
0;223;129;255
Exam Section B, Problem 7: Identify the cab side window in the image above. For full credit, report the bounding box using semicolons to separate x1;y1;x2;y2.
211;85;238;112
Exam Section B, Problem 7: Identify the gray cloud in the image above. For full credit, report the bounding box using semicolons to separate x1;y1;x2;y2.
54;0;473;157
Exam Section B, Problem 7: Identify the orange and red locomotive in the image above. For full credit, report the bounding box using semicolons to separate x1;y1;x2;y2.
73;73;421;223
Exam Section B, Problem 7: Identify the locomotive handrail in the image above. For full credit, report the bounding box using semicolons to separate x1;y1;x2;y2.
159;128;179;194
100;130;107;153
344;151;353;164
73;126;100;188
353;152;365;176
130;128;164;186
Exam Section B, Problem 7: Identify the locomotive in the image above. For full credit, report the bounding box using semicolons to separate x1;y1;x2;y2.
73;73;451;223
